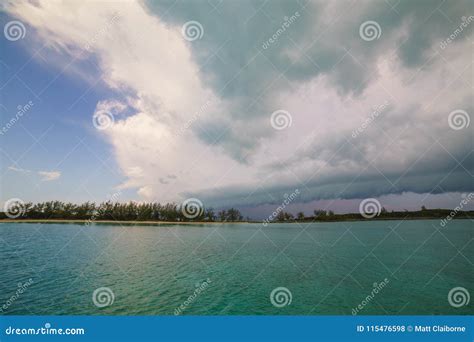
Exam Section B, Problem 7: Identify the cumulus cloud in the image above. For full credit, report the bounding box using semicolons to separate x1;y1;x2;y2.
5;0;472;208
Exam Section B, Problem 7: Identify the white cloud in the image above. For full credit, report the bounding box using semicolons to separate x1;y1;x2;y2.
9;166;61;182
38;171;61;182
5;1;472;207
8;166;31;173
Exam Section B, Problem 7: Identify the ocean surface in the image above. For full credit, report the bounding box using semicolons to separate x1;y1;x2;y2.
0;220;472;315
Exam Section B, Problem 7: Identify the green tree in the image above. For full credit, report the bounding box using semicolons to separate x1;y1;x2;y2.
205;208;216;221
313;209;327;218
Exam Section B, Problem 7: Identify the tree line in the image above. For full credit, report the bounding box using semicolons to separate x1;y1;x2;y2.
1;201;472;223
273;207;473;222
0;201;244;222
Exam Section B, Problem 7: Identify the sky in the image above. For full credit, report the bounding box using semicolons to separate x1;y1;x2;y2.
0;0;473;218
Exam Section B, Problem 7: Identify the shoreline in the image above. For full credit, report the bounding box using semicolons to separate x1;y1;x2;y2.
0;216;471;225
0;219;250;225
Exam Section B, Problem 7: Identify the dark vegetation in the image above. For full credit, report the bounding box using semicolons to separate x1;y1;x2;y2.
0;201;243;222
282;207;473;222
0;201;472;223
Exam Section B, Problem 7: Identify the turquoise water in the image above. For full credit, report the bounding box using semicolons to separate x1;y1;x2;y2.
0;220;472;315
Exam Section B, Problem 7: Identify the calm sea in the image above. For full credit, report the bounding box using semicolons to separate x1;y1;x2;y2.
0;220;472;315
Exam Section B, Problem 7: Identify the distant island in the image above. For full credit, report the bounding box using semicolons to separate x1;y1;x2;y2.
0;200;472;224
